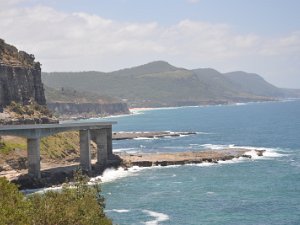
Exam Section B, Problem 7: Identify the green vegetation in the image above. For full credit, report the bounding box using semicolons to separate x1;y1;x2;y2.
40;131;80;159
0;132;80;160
8;100;53;117
42;60;295;107
0;170;112;225
45;86;121;104
0;140;26;155
0;177;31;225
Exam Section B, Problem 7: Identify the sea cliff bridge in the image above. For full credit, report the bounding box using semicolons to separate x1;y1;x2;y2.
0;122;116;179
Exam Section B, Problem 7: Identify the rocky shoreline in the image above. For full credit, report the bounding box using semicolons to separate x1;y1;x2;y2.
1;130;264;190
112;131;197;140
119;148;265;167
3;148;265;190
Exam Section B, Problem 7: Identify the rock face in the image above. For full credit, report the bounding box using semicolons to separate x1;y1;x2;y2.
47;102;130;116
0;39;46;111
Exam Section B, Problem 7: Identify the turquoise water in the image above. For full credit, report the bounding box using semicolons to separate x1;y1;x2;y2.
95;101;300;225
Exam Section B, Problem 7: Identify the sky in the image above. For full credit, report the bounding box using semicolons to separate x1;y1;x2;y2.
0;0;299;88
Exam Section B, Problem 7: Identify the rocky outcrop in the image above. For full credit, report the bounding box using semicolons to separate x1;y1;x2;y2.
0;39;46;111
120;149;266;167
112;131;197;140
47;102;130;117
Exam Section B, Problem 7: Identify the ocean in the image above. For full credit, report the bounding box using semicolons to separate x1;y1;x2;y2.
92;100;300;225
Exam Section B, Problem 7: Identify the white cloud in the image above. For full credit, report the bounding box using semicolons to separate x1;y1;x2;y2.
0;0;25;7
0;3;299;87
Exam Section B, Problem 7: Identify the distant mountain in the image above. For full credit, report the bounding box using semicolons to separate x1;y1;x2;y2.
42;61;299;107
224;71;284;97
110;60;178;76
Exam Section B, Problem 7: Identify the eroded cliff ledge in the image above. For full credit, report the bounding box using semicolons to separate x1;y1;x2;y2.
0;39;46;111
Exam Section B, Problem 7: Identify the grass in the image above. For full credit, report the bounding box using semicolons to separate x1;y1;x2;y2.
0;131;81;160
40;131;80;159
0;139;26;155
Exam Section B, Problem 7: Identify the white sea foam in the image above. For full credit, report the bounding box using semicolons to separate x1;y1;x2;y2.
189;144;201;147
218;157;248;164
234;103;247;106
134;137;157;140
142;210;170;225
188;162;216;167
108;209;130;213
200;144;287;159
90;166;145;183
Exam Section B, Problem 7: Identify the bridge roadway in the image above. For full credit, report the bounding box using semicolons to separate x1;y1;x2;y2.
0;121;116;179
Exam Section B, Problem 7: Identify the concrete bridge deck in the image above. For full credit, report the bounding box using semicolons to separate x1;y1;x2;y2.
0;122;116;179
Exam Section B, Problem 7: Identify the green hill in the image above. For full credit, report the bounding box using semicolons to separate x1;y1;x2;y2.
42;61;299;107
44;86;121;104
224;71;284;97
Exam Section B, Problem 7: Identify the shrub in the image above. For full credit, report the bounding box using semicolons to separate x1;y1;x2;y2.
0;178;31;225
0;170;112;225
28;169;112;225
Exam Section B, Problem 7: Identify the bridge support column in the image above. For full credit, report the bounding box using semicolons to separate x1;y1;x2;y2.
27;138;41;179
79;130;91;172
107;126;113;159
94;129;108;166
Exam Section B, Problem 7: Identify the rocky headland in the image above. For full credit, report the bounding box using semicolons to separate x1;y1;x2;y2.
0;39;57;124
0;39;45;109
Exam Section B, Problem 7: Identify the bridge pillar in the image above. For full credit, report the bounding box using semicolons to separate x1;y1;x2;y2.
107;126;113;159
27;138;41;179
94;129;108;166
79;129;91;172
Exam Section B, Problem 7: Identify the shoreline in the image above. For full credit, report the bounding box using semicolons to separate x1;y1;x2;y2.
4;148;266;190
55;98;299;121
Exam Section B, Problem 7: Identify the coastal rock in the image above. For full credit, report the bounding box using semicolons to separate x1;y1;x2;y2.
0;39;46;109
119;148;265;167
0;39;58;124
47;102;130;117
113;131;197;140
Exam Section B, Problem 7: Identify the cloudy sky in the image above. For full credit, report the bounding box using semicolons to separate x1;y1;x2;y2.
0;0;299;88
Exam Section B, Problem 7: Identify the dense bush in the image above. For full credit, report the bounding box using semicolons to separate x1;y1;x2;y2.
0;178;31;225
0;170;112;225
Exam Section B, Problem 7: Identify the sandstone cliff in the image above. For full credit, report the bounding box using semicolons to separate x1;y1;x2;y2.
0;39;46;111
45;86;130;118
47;102;130;117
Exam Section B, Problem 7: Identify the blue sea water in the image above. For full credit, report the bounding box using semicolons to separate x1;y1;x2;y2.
94;100;300;225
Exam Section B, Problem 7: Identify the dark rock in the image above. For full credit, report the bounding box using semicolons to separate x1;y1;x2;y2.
256;150;265;156
131;161;153;167
0;65;46;109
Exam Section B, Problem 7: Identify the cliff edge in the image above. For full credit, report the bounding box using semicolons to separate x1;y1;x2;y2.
0;39;46;111
0;39;57;124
